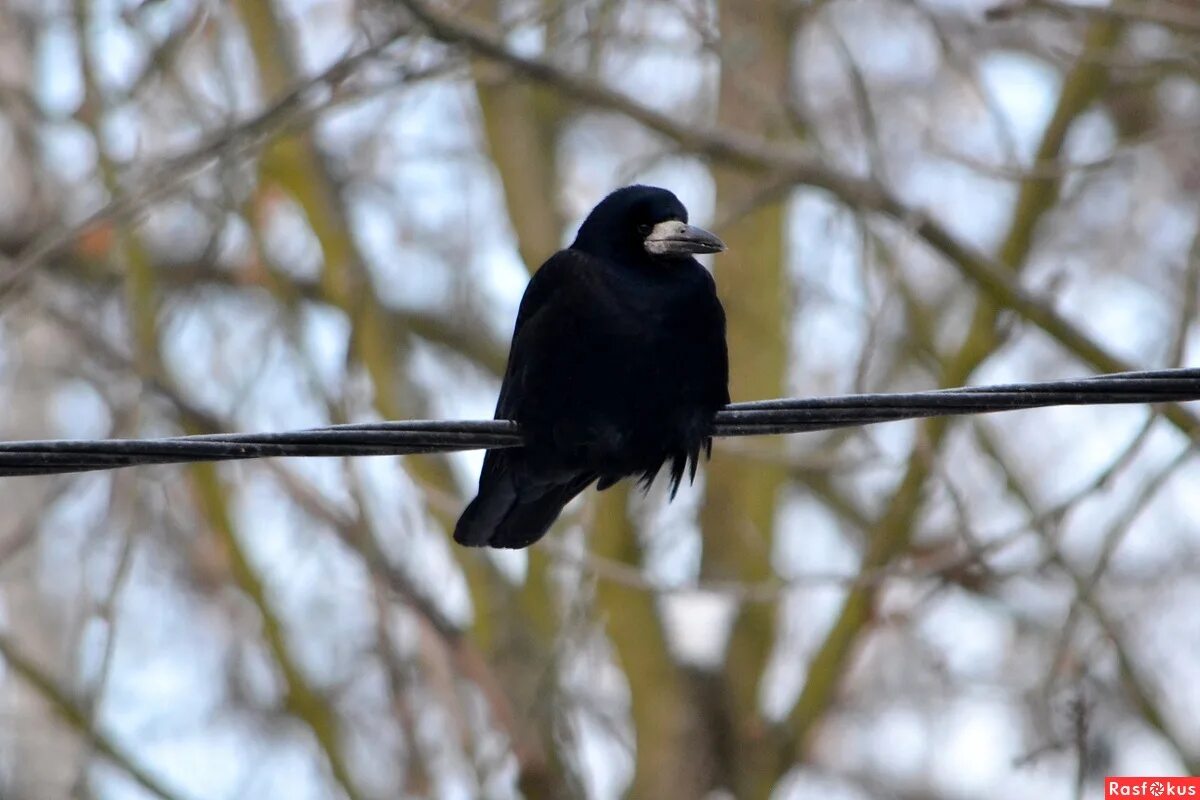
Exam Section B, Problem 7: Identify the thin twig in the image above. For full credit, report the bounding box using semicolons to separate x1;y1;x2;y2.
0;24;416;301
0;634;193;800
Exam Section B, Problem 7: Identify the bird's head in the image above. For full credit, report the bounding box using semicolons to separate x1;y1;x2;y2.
571;185;726;264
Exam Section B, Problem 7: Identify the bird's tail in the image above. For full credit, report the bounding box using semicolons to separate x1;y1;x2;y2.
455;457;595;549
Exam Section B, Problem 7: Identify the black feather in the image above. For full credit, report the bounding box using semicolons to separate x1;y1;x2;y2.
455;185;730;548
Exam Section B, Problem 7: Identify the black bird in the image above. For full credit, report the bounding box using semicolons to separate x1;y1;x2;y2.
455;185;730;549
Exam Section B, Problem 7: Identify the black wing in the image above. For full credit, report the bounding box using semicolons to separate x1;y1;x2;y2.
494;249;586;421
454;250;596;548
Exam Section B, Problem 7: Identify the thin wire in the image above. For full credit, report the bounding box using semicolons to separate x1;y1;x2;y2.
0;368;1196;477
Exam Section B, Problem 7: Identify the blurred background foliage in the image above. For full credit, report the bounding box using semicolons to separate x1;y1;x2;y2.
0;0;1199;798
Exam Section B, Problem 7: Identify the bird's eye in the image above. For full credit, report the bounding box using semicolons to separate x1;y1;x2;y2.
637;223;652;236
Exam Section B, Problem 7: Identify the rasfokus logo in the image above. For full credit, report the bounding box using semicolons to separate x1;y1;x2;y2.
1106;777;1200;798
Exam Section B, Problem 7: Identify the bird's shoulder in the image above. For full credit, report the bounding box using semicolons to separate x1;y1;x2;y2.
511;248;609;335
512;247;723;342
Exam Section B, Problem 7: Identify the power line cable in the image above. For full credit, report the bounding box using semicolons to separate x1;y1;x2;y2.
0;368;1195;477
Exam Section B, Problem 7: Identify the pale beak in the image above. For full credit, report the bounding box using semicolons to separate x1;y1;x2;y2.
643;220;726;257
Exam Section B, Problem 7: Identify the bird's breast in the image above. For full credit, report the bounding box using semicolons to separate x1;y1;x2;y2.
512;261;724;464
